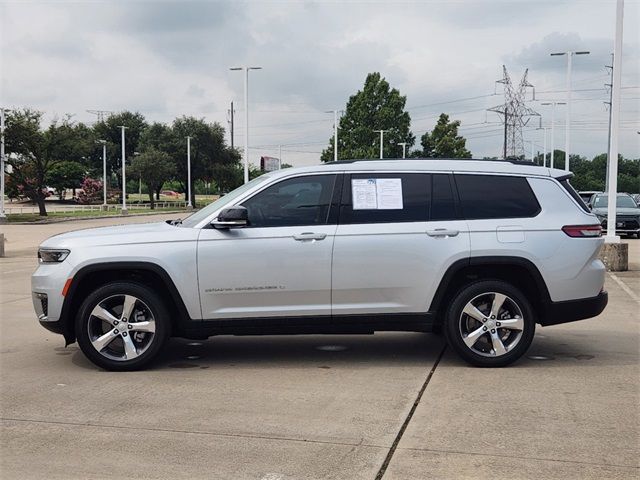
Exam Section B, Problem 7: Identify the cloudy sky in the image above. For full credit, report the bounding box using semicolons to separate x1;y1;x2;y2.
1;0;639;166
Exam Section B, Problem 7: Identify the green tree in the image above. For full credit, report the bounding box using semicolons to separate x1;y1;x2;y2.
4;109;88;215
129;149;175;209
321;72;414;161
171;116;238;207
138;122;177;199
47;161;87;199
92;111;148;189
418;113;471;158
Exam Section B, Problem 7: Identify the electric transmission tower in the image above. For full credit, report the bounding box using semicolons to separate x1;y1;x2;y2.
86;110;113;123
488;66;539;159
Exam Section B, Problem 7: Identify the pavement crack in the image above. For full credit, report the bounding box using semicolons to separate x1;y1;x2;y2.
397;446;640;470
0;417;378;449
374;344;447;480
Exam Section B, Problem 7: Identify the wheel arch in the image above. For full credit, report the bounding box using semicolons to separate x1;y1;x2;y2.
429;256;552;324
60;261;191;345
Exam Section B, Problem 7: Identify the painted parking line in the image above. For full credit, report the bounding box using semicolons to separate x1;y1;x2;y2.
608;273;640;303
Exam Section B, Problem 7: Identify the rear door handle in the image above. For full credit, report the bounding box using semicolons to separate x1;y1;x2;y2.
426;228;459;237
293;232;327;241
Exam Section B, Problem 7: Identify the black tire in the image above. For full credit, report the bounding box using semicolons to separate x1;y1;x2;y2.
444;280;535;367
76;281;170;371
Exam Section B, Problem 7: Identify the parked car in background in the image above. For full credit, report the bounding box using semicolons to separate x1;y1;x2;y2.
578;190;601;207
160;190;180;197
591;193;640;238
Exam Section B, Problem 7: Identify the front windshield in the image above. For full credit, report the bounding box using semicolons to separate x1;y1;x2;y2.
592;195;637;209
180;175;273;228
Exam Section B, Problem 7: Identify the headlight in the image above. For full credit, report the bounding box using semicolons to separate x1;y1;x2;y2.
38;248;70;263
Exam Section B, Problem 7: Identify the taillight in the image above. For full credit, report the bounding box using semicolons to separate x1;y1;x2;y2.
562;225;602;238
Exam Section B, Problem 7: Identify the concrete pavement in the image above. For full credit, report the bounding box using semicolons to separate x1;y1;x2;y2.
0;216;638;479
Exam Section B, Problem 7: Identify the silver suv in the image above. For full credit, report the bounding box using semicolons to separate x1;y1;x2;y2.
32;159;608;370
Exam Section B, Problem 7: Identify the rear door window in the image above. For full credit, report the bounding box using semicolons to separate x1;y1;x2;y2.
339;173;430;224
454;174;540;220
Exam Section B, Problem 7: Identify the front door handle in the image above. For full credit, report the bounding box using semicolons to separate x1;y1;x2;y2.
426;228;459;238
293;232;327;241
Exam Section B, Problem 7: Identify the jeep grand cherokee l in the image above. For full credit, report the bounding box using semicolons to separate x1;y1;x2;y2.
32;159;608;370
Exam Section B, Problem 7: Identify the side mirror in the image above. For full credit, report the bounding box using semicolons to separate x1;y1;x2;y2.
211;206;248;229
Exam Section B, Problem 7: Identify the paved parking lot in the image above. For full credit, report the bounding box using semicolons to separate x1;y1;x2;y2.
1;215;638;479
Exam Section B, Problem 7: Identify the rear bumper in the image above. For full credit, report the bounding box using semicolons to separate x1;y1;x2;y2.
541;290;608;326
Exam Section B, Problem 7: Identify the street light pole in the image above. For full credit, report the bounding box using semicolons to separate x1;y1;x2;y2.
96;140;107;207
551;50;590;171
537;126;548;167
186;136;192;209
0;108;8;223
374;130;388;159
119;126;128;214
541;101;566;169
334;110;338;162
398;142;407;159
605;0;624;244
230;66;262;184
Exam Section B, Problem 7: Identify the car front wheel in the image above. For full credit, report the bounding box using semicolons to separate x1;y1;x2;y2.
76;282;170;371
444;280;535;367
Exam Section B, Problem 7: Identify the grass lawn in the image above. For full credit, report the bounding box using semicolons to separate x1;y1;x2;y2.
7;207;188;223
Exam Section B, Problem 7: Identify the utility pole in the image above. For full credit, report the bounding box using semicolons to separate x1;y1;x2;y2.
605;0;624;245
325;110;340;161
541;101;566;169
230;66;262;184
0;108;8;223
96;140;107;207
278;144;282;169
537;123;548;167
398;142;407;159
119;126;128;214
374;130;389;159
186;136;192;209
228;101;235;150
605;53;614;191
550;50;590;171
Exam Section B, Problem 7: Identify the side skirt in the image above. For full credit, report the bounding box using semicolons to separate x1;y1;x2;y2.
177;313;436;339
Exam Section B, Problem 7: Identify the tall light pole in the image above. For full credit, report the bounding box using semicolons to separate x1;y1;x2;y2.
186;136;192;209
0;108;9;223
119;126;128;214
551;50;590;171
541;101;566;169
326;110;340;162
374;130;389;159
230;66;262;184
398;142;407;159
605;0;624;244
96;140;107;207
536;125;548;167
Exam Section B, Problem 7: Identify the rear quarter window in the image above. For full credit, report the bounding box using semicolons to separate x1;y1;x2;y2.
454;174;541;220
560;179;591;213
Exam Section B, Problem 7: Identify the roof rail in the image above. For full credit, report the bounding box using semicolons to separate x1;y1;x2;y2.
322;158;544;166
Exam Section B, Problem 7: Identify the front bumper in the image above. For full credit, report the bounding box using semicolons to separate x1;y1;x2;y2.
540;290;608;326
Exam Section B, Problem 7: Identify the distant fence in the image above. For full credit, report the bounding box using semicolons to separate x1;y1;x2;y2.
5;201;188;215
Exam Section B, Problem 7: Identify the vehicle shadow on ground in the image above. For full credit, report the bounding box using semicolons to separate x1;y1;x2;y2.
440;329;637;369
69;332;447;371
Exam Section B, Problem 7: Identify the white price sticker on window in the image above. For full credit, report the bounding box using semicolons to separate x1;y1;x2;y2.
352;178;403;210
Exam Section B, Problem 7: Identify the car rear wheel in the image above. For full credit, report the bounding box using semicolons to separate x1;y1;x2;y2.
76;282;170;371
444;280;535;367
